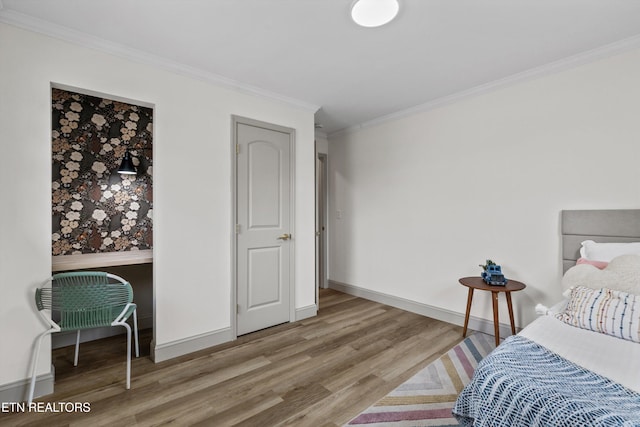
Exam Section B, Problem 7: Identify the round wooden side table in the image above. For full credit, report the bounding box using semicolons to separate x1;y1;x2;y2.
459;276;526;346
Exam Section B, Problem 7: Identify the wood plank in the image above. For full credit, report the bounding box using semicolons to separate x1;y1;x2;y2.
7;289;464;426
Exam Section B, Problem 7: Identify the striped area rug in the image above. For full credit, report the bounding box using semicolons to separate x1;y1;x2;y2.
345;332;495;427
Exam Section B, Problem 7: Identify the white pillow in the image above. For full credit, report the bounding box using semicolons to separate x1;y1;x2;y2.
562;254;640;295
580;239;640;262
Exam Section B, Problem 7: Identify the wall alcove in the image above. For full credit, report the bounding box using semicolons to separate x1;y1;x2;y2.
51;85;154;346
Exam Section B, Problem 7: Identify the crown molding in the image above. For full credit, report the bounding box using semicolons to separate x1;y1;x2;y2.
0;9;320;114
330;33;640;138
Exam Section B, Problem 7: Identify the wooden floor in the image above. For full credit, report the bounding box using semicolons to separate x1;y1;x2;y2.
8;289;463;427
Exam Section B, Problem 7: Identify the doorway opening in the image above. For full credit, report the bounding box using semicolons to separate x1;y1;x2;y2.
316;152;328;307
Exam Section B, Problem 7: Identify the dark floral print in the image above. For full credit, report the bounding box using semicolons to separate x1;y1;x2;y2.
51;88;153;255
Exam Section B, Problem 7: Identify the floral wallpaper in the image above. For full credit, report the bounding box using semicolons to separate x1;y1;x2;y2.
52;88;153;256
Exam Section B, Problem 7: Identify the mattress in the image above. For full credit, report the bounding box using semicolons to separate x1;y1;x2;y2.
518;314;640;393
453;333;640;427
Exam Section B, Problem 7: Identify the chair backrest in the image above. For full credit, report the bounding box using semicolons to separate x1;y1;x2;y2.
36;272;133;331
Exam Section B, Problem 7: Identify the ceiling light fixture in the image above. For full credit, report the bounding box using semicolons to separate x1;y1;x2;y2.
351;0;399;28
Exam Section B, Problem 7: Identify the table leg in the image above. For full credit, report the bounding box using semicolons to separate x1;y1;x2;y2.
462;288;474;338
492;291;500;346
506;291;516;335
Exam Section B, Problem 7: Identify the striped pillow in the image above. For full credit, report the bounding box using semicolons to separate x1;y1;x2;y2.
556;286;640;343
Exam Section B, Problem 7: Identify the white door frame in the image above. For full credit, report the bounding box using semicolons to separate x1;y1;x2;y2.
315;151;329;306
230;115;296;339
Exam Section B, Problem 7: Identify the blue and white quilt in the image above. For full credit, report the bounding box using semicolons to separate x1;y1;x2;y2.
453;335;640;427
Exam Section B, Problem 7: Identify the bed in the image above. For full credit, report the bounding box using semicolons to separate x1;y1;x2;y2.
452;210;640;426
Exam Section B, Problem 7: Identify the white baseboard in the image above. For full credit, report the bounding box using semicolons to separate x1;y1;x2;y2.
0;366;54;403
328;280;517;339
295;304;317;321
151;327;233;363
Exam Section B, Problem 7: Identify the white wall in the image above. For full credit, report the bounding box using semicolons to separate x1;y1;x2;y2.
328;47;640;329
0;22;316;389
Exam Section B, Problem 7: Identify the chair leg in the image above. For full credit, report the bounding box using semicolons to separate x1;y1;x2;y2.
28;330;53;404
133;309;139;358
74;330;81;366
123;323;132;389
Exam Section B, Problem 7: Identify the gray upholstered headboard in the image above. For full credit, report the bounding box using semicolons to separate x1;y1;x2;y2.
561;209;640;273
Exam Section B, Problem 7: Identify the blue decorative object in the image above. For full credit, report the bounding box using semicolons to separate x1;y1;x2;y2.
479;260;508;286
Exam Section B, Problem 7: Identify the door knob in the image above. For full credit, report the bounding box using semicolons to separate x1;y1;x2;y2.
277;233;291;241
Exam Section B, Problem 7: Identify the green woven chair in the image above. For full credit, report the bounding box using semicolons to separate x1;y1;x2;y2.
28;272;139;403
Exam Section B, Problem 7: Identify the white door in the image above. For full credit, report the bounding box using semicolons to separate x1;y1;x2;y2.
235;118;294;336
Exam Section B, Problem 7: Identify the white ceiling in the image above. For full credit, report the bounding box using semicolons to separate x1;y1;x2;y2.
2;0;640;135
